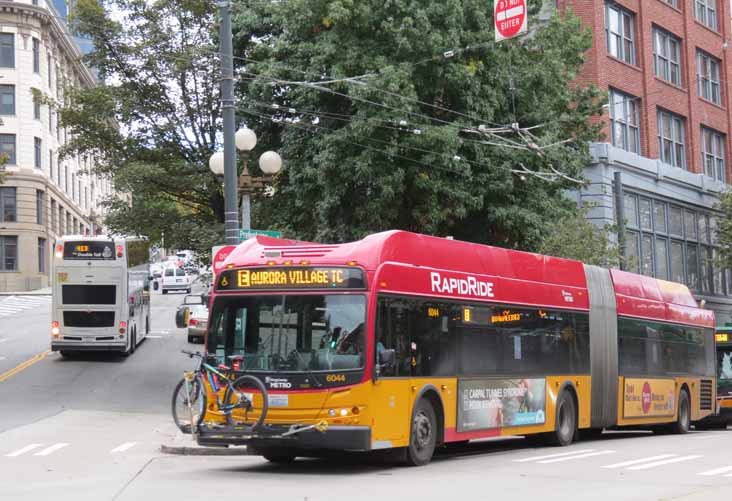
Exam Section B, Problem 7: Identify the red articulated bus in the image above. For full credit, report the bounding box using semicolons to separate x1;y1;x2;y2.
192;230;715;465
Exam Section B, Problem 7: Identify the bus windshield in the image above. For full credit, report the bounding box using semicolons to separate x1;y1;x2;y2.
207;294;366;372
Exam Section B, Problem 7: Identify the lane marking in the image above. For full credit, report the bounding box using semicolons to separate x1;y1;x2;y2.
34;443;69;456
0;339;9;343
110;442;137;453
146;336;163;339
513;449;595;463
0;357;6;361
539;450;615;464
698;465;732;476
603;454;677;469
627;455;702;470
0;349;51;383
5;444;43;457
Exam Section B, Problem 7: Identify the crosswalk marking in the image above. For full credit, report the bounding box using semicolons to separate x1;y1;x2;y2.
538;450;615;464
5;444;43;457
33;443;69;456
110;442;137;453
698;465;732;476
627;455;702;471
603;454;677;469
513;449;595;463
0;295;52;318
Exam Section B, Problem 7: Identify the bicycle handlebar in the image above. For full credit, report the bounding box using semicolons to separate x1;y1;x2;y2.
181;350;202;358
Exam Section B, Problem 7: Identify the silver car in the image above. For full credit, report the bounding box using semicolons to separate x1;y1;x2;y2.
187;304;209;343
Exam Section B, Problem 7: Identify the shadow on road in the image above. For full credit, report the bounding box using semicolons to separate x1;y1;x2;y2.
52;352;129;364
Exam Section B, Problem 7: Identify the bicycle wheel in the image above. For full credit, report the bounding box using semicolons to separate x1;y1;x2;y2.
223;375;269;429
171;374;206;434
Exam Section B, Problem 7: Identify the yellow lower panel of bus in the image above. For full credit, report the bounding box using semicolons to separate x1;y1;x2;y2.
615;376;713;426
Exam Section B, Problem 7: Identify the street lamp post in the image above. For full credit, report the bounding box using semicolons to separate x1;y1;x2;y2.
209;127;282;237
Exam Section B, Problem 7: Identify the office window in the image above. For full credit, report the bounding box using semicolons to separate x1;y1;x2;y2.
605;3;636;65
702;128;725;182
72;173;76;201
34;137;42;169
49;149;54;181
51;199;56;233
0;236;17;271
32;37;39;73
653;28;682;86
0;134;16;165
38;238;46;273
697;51;721;104
47;53;52;88
36;190;44;225
0;187;16;222
0;34;14;68
695;0;718;31
658;109;686;169
64;165;68;193
33;98;40;120
0;85;14;115
609;89;640;153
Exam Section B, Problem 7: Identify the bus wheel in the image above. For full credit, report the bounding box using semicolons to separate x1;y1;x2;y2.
130;330;136;354
548;390;576;446
671;389;691;434
405;399;437;466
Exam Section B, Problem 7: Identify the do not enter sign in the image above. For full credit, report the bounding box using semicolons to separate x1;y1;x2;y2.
212;245;236;274
495;0;527;41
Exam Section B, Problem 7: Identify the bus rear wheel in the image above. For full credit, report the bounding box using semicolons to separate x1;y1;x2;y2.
671;389;691;434
548;390;576;446
405;399;437;466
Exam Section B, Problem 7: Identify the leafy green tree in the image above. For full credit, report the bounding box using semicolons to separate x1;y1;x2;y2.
537;206;621;268
57;0;224;259
236;0;603;250
715;190;732;270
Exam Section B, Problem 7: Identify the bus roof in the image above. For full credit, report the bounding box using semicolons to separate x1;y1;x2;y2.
224;230;708;319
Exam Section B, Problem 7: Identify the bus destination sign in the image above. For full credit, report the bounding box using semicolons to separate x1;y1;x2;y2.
63;241;116;260
216;267;366;291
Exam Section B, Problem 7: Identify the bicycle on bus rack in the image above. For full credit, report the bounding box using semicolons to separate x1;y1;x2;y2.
171;350;269;434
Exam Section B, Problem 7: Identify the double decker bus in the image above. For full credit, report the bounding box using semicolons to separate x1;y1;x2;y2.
194;231;716;465
51;235;151;356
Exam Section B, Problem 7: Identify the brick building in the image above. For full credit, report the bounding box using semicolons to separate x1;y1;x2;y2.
0;0;114;292
556;0;732;323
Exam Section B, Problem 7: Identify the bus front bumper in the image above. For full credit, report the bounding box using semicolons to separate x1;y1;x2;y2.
196;423;371;452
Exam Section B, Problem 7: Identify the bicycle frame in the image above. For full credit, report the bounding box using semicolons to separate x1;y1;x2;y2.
199;360;240;415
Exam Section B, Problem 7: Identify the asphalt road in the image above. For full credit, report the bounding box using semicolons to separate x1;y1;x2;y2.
2;286;732;500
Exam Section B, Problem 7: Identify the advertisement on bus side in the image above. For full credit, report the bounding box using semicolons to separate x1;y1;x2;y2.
457;378;546;432
623;378;676;418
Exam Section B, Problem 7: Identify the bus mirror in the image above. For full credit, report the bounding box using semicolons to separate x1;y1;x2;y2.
176;307;189;328
378;349;395;369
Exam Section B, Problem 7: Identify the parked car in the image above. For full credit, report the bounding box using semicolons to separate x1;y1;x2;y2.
161;267;191;294
186;304;209;343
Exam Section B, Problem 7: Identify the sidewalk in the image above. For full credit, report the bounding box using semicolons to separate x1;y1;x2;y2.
0;287;52;296
160;429;250;456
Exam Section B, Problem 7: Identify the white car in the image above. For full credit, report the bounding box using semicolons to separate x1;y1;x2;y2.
161;267;191;294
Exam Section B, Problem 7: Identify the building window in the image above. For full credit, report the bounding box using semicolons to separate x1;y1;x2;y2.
653;28;682;86
0;34;14;68
36;190;44;225
605;3;636;65
72;173;76;201
695;0;718;31
0;236;17;271
49;149;54;181
0;85;14;115
658;109;686;169
32;37;39;73
702;127;725;182
34;137;42;169
59;207;64;235
48;107;52;133
51;199;56;233
47;53;52;88
609;88;640;153
0;133;15;165
697;51;721;104
38;238;46;273
623;193;730;295
33;98;40;120
64;165;68;193
0;187;16;222
663;0;678;7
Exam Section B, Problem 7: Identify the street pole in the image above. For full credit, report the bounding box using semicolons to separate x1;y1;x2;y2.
218;0;238;245
240;152;251;231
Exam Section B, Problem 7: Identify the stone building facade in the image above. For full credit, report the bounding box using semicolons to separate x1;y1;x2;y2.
0;0;113;292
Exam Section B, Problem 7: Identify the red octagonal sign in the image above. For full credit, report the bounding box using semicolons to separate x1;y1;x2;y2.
495;0;527;41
